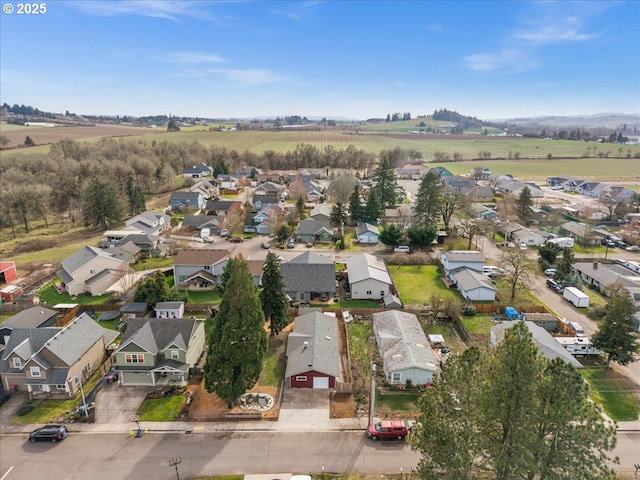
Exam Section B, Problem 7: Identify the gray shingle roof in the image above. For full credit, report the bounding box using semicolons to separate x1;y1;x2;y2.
285;312;340;378
281;252;335;294
372;311;439;374
443;250;484;263
296;218;332;236
451;268;497;292
1;307;57;330
491;321;582;368
59;246;125;276
118;318;197;354
355;222;379;236
347;253;391;285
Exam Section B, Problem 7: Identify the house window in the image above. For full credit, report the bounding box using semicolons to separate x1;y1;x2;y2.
12;358;21;368
30;366;41;377
85;363;91;373
125;354;144;364
90;269;96;275
204;265;211;271
295;376;307;382
390;372;401;383
366;290;372;295
56;384;66;390
171;351;179;360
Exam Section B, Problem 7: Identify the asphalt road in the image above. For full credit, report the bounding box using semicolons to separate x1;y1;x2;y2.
0;431;421;480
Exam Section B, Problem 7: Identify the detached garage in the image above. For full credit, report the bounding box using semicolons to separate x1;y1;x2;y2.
285;311;340;389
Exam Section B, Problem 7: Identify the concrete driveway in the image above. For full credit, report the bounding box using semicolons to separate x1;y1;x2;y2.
278;387;330;429
93;382;150;424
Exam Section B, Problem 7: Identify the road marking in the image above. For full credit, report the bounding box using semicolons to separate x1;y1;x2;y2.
193;425;205;431
1;466;14;480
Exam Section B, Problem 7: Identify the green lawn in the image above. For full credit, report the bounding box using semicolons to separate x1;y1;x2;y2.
331;300;381;309
580;366;639;421
422;323;466;352
375;391;421;414
132;257;173;271
459;314;496;335
186;290;222;303
260;336;287;387
389;265;457;305
137;395;186;421
347;323;374;388
37;281;114;305
573;244;607;254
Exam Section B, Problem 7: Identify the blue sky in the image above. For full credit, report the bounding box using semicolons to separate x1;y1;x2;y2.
1;0;638;120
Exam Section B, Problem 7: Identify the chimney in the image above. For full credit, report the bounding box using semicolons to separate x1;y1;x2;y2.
593;262;598;269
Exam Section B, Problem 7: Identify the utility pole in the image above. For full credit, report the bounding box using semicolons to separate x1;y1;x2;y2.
369;363;376;426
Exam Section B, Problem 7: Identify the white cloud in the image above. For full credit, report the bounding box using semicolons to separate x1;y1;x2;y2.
463;49;540;73
161;51;225;64
67;0;214;21
213;68;286;85
513;26;599;45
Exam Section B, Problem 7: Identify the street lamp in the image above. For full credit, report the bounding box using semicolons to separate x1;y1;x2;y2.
504;219;510;248
70;375;88;418
169;457;181;480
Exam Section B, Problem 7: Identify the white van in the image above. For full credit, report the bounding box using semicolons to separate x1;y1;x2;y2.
483;266;501;273
394;246;410;253
570;321;585;337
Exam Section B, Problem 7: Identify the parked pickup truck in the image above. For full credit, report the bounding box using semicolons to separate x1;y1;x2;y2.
394;246;410;253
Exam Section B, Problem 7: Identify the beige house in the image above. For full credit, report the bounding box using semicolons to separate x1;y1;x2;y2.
0;313;119;397
58;246;132;296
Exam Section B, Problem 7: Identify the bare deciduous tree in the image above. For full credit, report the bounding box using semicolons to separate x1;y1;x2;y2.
502;249;534;301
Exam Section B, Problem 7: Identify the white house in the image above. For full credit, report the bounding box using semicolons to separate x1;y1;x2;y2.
450;268;496;301
355;223;380;244
440;250;484;279
347;253;392;300
372;310;440;387
155;301;185;319
511;228;545;247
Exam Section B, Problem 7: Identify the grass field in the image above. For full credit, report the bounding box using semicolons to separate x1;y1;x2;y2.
580;364;639;421
389;265;457;305
137;396;186;422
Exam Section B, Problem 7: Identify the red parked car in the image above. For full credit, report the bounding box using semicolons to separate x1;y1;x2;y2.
229;237;244;243
366;420;410;440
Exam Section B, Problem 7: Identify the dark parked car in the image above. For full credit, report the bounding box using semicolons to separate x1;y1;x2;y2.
0;392;10;406
546;278;564;293
229;237;244;243
29;424;68;443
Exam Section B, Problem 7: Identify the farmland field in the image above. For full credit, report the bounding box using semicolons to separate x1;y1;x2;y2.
3;122;640;181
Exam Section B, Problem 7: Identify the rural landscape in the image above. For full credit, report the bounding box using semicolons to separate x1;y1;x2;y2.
1;0;640;479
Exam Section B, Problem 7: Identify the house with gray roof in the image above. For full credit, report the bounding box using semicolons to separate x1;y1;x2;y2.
113;317;205;386
490;321;582;368
281;252;336;303
347;254;392;300
573;262;640;300
169;191;205;211
285;311;340;389
0;312;119;396
355;222;380;244
309;204;332;221
124;211;171;236
58;246;132;296
182;163;213;178
449;268;497;301
559;221;605;246
440;250;484;279
0;307;58;347
252;194;279;211
295;218;333;244
172;248;233;289
372;310;440;387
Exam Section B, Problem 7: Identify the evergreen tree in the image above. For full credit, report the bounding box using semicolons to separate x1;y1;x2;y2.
591;286;639;367
296;197;305;221
373;157;397;207
81;177;124;230
167;115;180;132
348;184;362;224
407;225;437;246
125;172;146;216
204;256;267;407
213;160;229;176
330;201;347;228
414;171;442;226
24;135;35;146
515;186;534;224
134;270;187;307
379;223;403;246
554;247;574;285
363;189;382;224
260;252;289;336
276;223;292;244
412;321;617;480
218;257;236;295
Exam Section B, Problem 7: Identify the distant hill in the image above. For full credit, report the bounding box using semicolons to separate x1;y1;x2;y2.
493;113;640;130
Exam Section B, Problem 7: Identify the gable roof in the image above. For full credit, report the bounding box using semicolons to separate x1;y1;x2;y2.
59;246;126;276
285;312;340;378
372;310;440;373
117;317;197;354
347;253;392;285
355;222;379;236
170;191;202;200
281;252;335;293
442;250;484;263
296;218;332;236
491;321;582;368
451;267;497;292
2;307;57;330
173;248;231;266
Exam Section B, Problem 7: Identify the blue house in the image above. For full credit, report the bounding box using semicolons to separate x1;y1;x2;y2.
355;222;380;244
170;191;205;211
